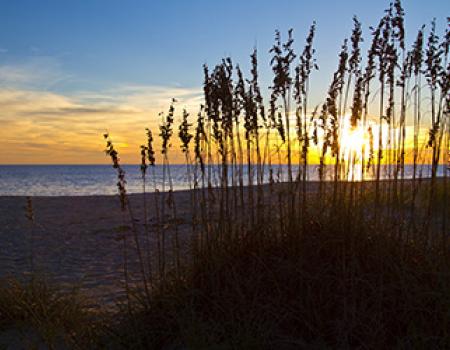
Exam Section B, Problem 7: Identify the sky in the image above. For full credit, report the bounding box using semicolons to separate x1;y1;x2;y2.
0;0;448;164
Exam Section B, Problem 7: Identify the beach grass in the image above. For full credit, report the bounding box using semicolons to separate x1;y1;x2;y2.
0;276;104;349
2;182;448;349
1;0;449;348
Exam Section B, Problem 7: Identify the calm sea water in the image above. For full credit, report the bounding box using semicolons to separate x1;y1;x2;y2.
0;164;445;196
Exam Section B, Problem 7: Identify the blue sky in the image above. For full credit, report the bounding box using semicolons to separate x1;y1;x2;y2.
0;0;448;163
1;0;448;92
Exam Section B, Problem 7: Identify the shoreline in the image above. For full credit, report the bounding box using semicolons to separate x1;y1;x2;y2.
0;176;446;198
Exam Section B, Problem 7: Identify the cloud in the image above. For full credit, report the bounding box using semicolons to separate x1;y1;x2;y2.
0;54;436;165
0;77;435;165
0;83;202;164
0;56;71;90
0;66;38;85
82;84;203;111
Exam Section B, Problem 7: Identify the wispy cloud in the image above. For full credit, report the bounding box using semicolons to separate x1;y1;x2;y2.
0;80;202;164
0;56;71;90
77;84;203;111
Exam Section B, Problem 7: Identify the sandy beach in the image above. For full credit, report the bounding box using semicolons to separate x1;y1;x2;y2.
0;178;443;306
0;190;197;307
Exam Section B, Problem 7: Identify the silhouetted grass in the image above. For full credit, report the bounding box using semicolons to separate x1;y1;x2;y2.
0;277;104;349
2;0;448;348
110;183;449;349
102;1;448;345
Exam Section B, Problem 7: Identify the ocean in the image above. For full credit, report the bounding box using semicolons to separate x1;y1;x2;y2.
0;164;445;196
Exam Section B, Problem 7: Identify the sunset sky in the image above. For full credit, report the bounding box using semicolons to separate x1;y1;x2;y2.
0;0;448;164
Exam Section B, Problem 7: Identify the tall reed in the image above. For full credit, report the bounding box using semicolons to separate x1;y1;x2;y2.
102;3;449;346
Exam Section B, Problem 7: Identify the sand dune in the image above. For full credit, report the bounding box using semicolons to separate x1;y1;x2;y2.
0;178;442;306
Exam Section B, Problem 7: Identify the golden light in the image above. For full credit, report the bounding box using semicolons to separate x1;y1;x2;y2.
339;115;372;181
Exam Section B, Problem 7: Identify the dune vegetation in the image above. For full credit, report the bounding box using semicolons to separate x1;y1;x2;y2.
1;0;449;348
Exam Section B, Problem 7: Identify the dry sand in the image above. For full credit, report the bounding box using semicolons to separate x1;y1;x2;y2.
0;183;313;305
0;190;198;307
0;178;443;306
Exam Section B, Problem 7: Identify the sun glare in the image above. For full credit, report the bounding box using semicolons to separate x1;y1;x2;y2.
339;115;372;181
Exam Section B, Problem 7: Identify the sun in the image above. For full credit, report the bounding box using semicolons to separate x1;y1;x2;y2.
339;115;372;180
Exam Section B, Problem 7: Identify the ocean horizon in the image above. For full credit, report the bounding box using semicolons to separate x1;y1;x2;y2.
0;164;445;196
